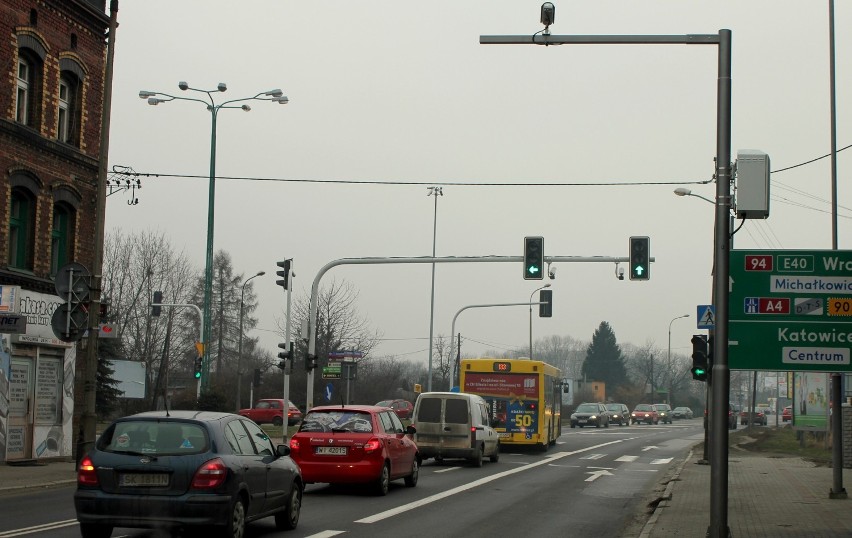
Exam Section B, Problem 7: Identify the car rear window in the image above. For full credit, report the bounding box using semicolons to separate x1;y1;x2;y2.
576;404;599;413
635;405;652;411
445;398;469;424
100;421;208;456
417;397;442;423
299;410;374;433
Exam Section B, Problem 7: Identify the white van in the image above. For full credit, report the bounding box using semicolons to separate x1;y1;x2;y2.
412;392;499;466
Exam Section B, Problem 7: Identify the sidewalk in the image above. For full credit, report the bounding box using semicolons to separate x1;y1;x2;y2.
641;447;852;537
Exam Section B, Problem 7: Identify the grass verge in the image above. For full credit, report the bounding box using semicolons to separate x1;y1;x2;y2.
731;425;833;466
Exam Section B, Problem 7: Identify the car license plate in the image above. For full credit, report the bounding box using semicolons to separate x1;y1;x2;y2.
119;473;169;487
315;446;347;455
578;419;587;424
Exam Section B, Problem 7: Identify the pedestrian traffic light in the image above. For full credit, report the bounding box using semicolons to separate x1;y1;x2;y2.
629;236;650;281
151;291;163;317
253;368;262;386
276;259;292;290
539;289;553;318
523;236;544;280
691;334;708;381
193;354;203;379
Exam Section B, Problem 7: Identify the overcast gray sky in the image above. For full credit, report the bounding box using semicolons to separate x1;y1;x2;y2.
106;1;851;366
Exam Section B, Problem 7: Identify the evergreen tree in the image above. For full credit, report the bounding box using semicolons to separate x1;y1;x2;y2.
581;321;628;390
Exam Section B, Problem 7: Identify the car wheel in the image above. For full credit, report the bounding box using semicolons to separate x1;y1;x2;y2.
79;523;113;538
218;496;246;538
404;459;419;487
272;416;284;427
376;463;390;496
275;483;302;530
471;444;484;467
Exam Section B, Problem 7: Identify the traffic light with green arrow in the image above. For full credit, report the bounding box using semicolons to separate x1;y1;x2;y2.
629;236;650;281
523;236;544;280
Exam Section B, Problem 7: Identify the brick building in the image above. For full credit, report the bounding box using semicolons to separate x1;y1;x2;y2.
0;0;109;461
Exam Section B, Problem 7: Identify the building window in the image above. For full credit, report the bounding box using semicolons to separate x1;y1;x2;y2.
16;58;30;125
9;188;35;270
51;203;74;274
57;74;82;145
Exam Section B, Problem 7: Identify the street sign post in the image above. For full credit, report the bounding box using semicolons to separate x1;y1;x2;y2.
729;250;852;372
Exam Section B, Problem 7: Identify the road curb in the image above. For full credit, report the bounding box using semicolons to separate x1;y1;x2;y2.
637;447;694;538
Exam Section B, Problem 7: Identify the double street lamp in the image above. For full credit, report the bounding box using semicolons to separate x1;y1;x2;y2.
237;270;265;411
139;82;287;390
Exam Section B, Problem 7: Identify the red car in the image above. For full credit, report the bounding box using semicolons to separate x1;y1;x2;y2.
782;405;792;422
239;399;303;426
375;399;414;419
289;405;420;495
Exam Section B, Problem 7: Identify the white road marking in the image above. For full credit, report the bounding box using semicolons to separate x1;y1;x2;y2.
642;446;659;451
0;520;78;537
651;458;674;465
615;455;638;462
355;439;626;524
585;469;614;482
304;532;346;538
580;453;605;460
433;467;462;474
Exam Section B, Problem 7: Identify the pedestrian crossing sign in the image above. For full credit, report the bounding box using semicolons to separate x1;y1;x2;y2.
696;305;715;329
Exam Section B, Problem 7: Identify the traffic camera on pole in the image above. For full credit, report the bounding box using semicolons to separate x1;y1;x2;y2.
691;334;708;381
523;236;544;280
629;236;650;280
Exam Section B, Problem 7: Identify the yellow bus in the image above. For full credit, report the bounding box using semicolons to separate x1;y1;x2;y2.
459;358;563;450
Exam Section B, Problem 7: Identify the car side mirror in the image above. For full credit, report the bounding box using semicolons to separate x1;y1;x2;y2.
406;425;416;435
276;444;291;458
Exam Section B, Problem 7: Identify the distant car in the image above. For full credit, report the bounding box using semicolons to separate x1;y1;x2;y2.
74;410;303;538
672;407;694;420
571;402;610;428
740;407;768;426
655;403;673;424
605;403;630;426
782;405;792;422
631;404;659;425
289;405;420;496
375;399;414;420
239;399;303;426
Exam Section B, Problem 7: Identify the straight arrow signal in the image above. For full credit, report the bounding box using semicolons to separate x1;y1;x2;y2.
634;265;645;276
585;469;613;482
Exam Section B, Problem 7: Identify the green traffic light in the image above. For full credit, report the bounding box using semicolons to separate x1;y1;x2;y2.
694;368;706;375
527;265;540;275
194;372;201;379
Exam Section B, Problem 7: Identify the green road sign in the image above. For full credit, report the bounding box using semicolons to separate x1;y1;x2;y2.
322;363;342;379
729;249;852;372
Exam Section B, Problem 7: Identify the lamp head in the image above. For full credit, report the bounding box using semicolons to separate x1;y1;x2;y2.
217;82;227;92
273;96;289;105
241;104;251;112
147;97;161;106
138;90;156;99
674;188;691;197
178;81;188;91
257;271;266;276
265;89;283;98
540;2;555;27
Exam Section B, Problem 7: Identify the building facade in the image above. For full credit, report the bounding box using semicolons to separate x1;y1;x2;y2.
0;0;109;461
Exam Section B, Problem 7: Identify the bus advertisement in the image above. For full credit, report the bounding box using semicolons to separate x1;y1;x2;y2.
460;358;563;450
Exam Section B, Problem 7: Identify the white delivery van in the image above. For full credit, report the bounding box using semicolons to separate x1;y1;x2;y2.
412;392;499;466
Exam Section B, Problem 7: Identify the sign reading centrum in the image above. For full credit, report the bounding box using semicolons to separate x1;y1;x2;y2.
729;250;852;372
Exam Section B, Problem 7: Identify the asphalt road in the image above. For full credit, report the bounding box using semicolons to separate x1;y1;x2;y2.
0;420;704;538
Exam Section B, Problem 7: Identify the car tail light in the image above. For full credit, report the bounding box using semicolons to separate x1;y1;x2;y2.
77;455;99;486
289;438;300;451
191;458;227;489
364;438;381;453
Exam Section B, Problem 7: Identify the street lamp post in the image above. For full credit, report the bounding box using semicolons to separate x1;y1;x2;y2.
529;284;551;358
139;83;287;393
426;186;443;391
666;314;690;400
237;270;265;411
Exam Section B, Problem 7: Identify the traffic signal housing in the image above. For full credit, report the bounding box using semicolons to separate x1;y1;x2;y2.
276;259;292;290
305;352;318;371
151;291;163;317
277;342;292;371
523;236;544;280
193;354;203;379
539;289;553;318
691;334;709;381
629;236;650;281
253;368;262;386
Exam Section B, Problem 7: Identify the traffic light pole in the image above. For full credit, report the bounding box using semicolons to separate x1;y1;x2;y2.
304;254;650;409
150;301;203;398
283;263;293;436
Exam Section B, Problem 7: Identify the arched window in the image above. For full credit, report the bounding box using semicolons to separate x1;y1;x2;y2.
51;202;75;274
15;43;44;129
58;59;85;146
16;57;31;125
9;188;36;270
